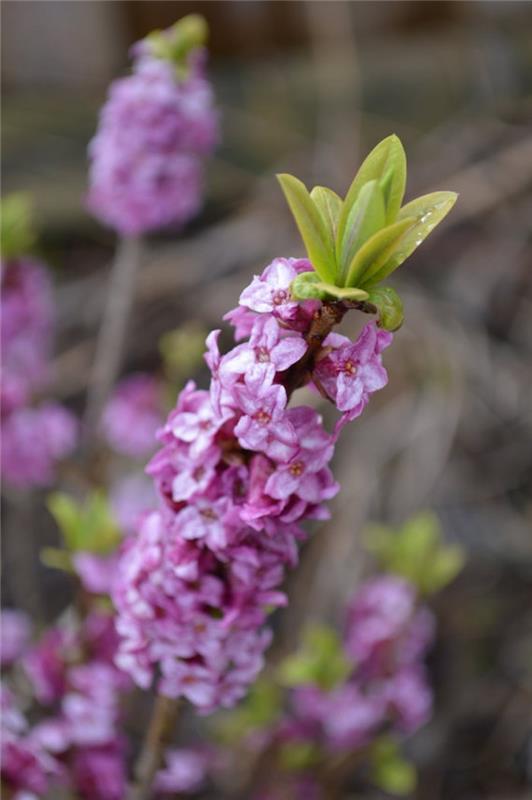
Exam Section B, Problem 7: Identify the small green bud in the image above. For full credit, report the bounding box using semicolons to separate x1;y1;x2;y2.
291;272;330;300
367;286;404;331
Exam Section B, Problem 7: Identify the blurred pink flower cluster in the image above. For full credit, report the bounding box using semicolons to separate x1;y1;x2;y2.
1;609;129;800
87;34;218;236
1;259;78;488
287;576;434;754
102;373;165;459
112;257;393;712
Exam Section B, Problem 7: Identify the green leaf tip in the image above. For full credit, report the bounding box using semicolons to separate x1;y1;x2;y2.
278;136;457;302
145;14;208;77
1;193;36;260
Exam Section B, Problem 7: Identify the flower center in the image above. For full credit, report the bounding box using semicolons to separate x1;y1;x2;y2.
193;466;205;482
254;409;271;426
342;359;357;376
289;461;304;477
272;289;288;306
255;346;270;363
199;419;212;431
200;507;218;521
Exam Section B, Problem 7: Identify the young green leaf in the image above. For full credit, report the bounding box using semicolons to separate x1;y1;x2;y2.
342;134;407;224
336;180;386;284
370;738;417;796
344;217;415;288
278;624;352;691
361;191;457;287
367;286;404;331
277;174;337;283
310;186;342;247
313;282;370;302
47;491;121;555
291;272;331;300
1;194;36;259
47;493;80;551
365;512;465;595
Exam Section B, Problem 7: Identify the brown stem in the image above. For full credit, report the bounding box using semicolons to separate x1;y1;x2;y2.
129;695;180;800
282;299;376;400
84;235;142;444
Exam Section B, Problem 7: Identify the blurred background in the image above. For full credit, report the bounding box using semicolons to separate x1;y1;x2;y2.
2;2;532;798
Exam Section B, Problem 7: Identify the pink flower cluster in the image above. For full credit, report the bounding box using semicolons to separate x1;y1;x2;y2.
113;257;393;712
287;576;435;755
87;36;218;235
1;259;78;488
1;609;129;800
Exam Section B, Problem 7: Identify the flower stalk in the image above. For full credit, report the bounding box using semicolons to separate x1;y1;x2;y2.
84;235;142;441
129;695;181;800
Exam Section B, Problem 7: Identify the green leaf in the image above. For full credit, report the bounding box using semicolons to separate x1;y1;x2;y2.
291;273;369;302
362;191;458;287
291;272;331;301
216;679;282;743
277;174;337;283
145;14;208;77
343;135;407;224
313;282;370;301
371;738;417;796
336;179;386;285
278;624;351;691
40;547;73;573
47;491;121;555
367;286;404;331
344;217;414;288
365;512;465;595
279;740;319;771
310;186;342;248
1;194;36;259
47;493;80;551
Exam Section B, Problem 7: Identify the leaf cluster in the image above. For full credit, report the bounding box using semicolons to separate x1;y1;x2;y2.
42;491;121;572
145;14;208;78
365;512;465;595
278;135;457;330
277;624;351;691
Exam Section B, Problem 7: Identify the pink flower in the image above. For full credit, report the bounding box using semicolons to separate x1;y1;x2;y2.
73;553;120;595
1;402;78;489
222;317;306;387
72;743;127;800
315;322;392;418
344;575;434;677
102;373;163;458
265;408;337;503
234;382;296;460
239;257;301;319
87;38;218;235
155;748;207;794
168;391;228;458
23;629;72;706
320;684;385;750
381;666;433;734
1;609;31;666
174;497;231;549
110;473;156;536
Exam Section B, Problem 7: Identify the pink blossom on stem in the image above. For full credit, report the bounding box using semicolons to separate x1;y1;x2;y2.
87;35;218;236
113;257;393;712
